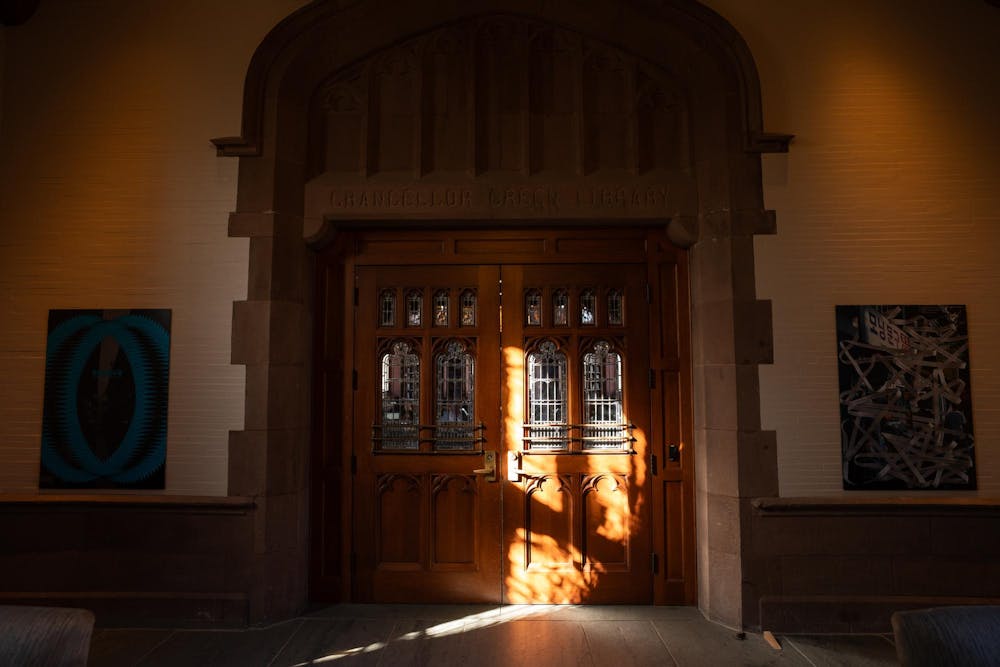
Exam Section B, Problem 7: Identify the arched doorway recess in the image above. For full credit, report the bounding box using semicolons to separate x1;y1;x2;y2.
216;0;790;629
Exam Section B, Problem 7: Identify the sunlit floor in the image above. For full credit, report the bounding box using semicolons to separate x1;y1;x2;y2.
87;604;899;666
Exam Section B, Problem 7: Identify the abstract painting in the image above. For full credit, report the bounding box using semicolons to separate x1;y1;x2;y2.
836;305;974;490
40;309;171;489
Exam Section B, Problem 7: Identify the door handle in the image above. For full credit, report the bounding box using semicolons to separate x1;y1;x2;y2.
507;451;524;482
472;451;497;482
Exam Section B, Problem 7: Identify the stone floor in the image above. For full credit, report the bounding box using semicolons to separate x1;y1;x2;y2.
87;604;900;666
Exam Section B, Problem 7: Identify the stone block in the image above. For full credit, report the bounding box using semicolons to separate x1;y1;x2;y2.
228;429;267;497
231;301;271;365
703;428;739;498
737;430;778;498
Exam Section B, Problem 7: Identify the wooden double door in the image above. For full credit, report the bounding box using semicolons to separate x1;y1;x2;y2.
336;228;691;605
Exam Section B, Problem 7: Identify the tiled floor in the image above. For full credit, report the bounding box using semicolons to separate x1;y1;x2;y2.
87;605;900;666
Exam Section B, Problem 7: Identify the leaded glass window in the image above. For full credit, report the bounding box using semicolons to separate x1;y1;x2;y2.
525;289;542;327
460;289;477;327
582;341;625;450
433;290;450;327
380;342;419;449
406;289;423;327
608;289;623;326
379;289;396;327
526;340;568;449
435;341;475;450
580;289;596;326
552;289;569;326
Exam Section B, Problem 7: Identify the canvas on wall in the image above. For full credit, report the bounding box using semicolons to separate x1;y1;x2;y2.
40;309;171;489
836;305;975;490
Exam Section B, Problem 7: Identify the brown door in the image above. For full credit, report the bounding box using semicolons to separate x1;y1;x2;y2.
352;256;655;604
353;264;503;602
501;264;652;603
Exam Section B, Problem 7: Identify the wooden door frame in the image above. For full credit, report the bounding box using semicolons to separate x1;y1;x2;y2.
311;223;695;605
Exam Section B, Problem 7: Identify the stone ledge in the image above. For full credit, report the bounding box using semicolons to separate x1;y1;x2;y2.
760;595;1000;634
753;496;1000;516
0;494;255;513
0;591;250;628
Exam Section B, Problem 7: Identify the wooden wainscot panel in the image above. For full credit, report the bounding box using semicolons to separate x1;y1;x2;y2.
431;474;478;569
376;474;422;568
582;474;629;570
524;475;574;569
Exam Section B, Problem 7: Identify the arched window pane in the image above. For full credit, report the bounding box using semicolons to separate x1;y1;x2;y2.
460;289;477;327
380;342;419;449
525;289;542;327
435;341;475;450
582;341;625;450
580;289;596;326
379;289;396;327
526;340;568;449
433;290;450;327
553;289;569;326
406;290;423;327
608;289;623;326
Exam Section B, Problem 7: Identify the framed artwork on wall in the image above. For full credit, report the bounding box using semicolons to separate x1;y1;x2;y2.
836;305;974;490
40;309;171;489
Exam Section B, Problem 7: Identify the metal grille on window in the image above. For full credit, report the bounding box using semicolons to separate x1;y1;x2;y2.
435;341;475;450
379;342;419;450
608;289;623;326
406;290;423;327
526;340;568;449
580;289;596;326
460;289;477;327
582;341;626;450
433;290;449;327
553;289;569;326
379;289;396;327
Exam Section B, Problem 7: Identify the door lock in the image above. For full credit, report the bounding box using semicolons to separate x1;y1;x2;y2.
472;451;497;482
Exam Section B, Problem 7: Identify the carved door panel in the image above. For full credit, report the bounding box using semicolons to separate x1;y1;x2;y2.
352;256;661;604
353;265;502;602
500;264;653;603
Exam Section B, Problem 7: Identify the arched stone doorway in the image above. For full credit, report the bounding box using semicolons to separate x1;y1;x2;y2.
217;0;789;629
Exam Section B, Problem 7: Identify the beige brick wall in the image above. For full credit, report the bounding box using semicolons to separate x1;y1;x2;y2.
2;1;998;499
706;0;1000;496
0;1;304;494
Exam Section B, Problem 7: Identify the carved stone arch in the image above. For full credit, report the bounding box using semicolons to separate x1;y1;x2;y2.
219;0;788;629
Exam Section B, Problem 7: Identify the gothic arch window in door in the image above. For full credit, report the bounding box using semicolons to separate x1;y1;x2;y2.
525;339;568;450
378;341;420;450
379;289;397;327
405;289;423;327
433;289;450;327
434;340;476;451
581;340;630;450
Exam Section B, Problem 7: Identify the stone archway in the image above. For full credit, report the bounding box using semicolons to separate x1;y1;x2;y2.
216;0;789;628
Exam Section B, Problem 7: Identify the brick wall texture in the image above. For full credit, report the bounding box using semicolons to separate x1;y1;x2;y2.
1;0;998;498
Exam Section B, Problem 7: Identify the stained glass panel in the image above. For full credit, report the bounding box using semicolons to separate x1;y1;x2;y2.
582;341;625;450
406;290;423;327
525;289;542;327
435;341;475;450
380;342;419;449
526;340;568;449
379;289;396;327
608;289;623;326
433;290;450;327
460;290;477;327
580;289;596;326
553;289;568;326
